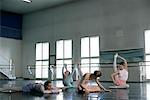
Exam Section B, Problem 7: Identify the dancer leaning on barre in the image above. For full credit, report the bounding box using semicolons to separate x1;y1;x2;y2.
62;64;76;88
111;53;129;88
77;66;111;94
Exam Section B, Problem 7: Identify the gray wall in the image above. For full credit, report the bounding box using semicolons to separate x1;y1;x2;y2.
22;0;150;81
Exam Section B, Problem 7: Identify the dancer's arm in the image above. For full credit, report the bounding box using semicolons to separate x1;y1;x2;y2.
62;64;68;74
62;64;67;77
113;53;118;72
77;64;83;80
111;71;119;85
70;65;76;76
62;65;65;76
96;78;111;92
118;55;128;70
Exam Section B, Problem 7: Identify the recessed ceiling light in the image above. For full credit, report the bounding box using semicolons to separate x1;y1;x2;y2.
22;0;32;3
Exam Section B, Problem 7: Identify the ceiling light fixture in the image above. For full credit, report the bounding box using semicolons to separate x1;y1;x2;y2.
22;0;32;3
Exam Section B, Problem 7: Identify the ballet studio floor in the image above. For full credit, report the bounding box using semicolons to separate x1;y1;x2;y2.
0;80;148;100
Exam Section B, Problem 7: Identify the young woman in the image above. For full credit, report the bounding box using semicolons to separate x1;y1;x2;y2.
22;80;60;94
78;70;111;94
62;64;76;88
111;54;128;86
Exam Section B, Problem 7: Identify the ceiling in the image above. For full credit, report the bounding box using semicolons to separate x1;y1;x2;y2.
1;0;78;14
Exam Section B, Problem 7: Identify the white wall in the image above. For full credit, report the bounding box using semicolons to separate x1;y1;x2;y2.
0;37;22;78
22;0;150;81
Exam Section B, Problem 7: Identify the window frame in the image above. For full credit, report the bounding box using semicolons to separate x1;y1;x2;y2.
80;36;100;74
144;30;150;80
56;39;73;79
35;42;50;79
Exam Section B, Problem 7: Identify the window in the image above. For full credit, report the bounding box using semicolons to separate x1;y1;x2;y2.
81;36;100;74
35;42;49;78
56;40;72;79
145;30;150;79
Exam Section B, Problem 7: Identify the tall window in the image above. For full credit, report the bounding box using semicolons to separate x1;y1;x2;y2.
56;40;72;79
145;30;150;79
35;42;49;78
81;36;100;74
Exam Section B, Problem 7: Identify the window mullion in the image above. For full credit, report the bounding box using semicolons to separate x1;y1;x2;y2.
89;37;91;72
63;40;65;64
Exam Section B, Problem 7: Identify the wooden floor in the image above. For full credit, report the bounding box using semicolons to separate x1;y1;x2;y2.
0;80;148;100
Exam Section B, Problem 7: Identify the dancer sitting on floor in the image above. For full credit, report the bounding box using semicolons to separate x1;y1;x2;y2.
22;80;60;94
62;64;76;88
111;53;129;87
78;69;111;94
